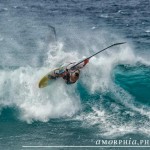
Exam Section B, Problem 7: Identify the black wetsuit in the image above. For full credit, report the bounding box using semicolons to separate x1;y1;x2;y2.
63;72;76;84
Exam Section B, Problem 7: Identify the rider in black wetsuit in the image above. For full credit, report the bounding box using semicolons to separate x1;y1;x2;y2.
54;59;89;84
62;69;80;84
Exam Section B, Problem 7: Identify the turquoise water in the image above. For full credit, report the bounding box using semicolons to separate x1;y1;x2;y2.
0;0;150;149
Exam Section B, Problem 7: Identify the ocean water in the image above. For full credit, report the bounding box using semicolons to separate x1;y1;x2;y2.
0;0;150;149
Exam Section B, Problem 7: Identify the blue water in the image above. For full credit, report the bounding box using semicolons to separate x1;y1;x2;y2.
0;0;150;149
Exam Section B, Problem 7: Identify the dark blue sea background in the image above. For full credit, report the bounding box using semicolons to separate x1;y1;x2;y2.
0;0;150;149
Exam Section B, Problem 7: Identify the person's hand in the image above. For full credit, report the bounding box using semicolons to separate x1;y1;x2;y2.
84;59;89;65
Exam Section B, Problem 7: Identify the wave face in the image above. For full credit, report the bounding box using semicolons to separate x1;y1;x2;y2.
0;0;150;149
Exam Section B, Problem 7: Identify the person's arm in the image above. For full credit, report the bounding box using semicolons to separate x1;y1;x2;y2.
73;58;89;70
83;58;89;66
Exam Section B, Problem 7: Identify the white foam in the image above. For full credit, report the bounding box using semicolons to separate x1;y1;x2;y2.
145;30;150;33
80;43;137;93
0;67;80;123
75;100;150;137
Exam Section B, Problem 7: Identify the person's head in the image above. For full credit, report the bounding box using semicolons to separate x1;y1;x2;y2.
70;70;80;82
